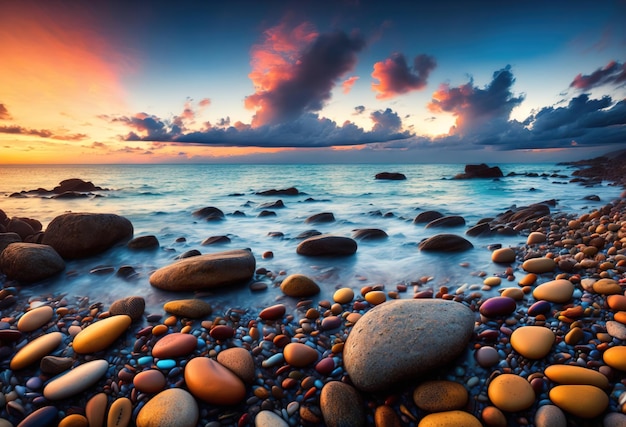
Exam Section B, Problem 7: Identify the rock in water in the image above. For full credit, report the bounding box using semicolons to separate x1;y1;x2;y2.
280;274;320;297
136;388;199;427
149;249;256;291
343;299;475;392
320;381;365;427
42;212;133;259
418;234;473;252
296;235;357;256
0;243;65;282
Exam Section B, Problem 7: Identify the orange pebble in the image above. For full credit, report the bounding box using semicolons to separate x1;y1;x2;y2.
152;324;168;336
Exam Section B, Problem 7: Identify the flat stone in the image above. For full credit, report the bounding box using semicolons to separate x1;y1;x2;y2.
72;315;131;354
320;381;365;427
163;299;212;318
522;257;556;273
280;274;320;297
412;380;468;412
535;405;566;427
603;346;626;371
149;249;255;291
296;234;357;256
283;343;319;368
152;333;197;358
418;410;482;427
17;305;54;332
544;365;609;388
217;347;255;384
44;359;109;400
606;321;626;340
0;243;65;282
343;299;474;392
11;332;63;370
532;279;574;303
549;385;608;418
510;326;555;359
136;388;199;427
184;357;246;405
487;374;535;412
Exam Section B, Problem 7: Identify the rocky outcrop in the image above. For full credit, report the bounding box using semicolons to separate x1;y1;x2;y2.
256;187;300;196
454;164;503;179
375;172;406;180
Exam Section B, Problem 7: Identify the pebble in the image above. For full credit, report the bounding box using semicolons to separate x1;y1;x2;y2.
72;315;132;353
608;295;626;311
333;287;354;304
603;413;626;427
136;388;199;427
522;257;556;273
481;406;507;427
374;405;402;427
479;296;516;317
85;392;107;427
549;385;608;418
320;381;365;427
606;321;626;340
184;357;246;405
280;274;320;297
484;277;501;287
491;247;516;263
16;405;57;427
109;296;145;321
365;290;386;305
487;374;535;412
527;231;547;245
476;346;500;367
11;331;63;370
603;346;626;371
254;410;289;427
544;365;609;388
532;279;574;303
534;404;566;427
133;369;166;393
417;410;482;427
283;342;319;367
259;304;286;320
58;413;89;427
152;333;197;358
44;359;109;400
593;278;622;295
412;380;468;411
162;299;212;318
216;347;255;384
510;326;555;359
17;305;54;332
107;397;132;427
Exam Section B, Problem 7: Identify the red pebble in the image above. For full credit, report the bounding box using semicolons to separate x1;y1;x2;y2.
259;304;286;320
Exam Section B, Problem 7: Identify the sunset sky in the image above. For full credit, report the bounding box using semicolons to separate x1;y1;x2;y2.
1;0;625;164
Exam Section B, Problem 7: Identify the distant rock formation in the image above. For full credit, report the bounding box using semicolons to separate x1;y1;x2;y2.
375;172;406;180
454;164;503;179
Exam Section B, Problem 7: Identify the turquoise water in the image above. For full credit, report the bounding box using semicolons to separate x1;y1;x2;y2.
0;163;621;313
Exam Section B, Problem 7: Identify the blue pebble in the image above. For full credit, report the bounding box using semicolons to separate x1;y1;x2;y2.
156;359;176;370
137;356;153;366
262;353;284;368
314;379;324;389
242;336;252;343
330;367;343;376
26;377;42;390
197;338;206;348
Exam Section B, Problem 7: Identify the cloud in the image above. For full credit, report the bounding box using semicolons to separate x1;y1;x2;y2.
570;60;626;90
370;108;402;133
372;53;436;99
0;104;11;120
342;76;359;94
244;21;366;126
353;105;365;115
0;125;87;141
427;65;525;135
198;98;211;107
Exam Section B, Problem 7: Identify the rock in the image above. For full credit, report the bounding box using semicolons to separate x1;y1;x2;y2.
0;232;21;254
16;406;57;427
256;187;299;196
259;304;286;320
53;178;103;193
7;218;35;239
133;369;166;393
454;164;503;179
606;321;626;340
58;413;88;427
283;343;319;367
304;212;335;224
365;290;386;305
487;374;535;412
109;296;145;321
255;411;288;427
418;234;473;252
217;347;255;384
209;325;234;340
280;274;320;297
425;215;466;228
549;385;608;418
479;296;516;318
320;381;365;427
532;279;574;303
491;248;516;264
352;228;388;240
296;235;357;256
296;229;322;239
413;211;444;224
201;235;231;245
375;172;406;180
527;232;547;244
127;235;159;250
343;299;474;392
374;405;402;427
10;332;63;370
522;257;556;273
136;388;199;427
176;249;202;259
535;405;566;427
163;299;212;318
607;295;626;311
184;357;246;405
604;413;626;427
107;397;132;427
333;288;354;304
603;346;626;371
544;365;609;388
412;380;468;411
42;213;133;259
192;206;224;221
149;249;256;291
0;243;65;282
85;393;107;427
17;305;54;332
40;356;74;375
44;359;109;400
418;411;482;427
593;278;622;295
259;200;285;209
481;406;507;427
152;333;197;358
475;346;500;368
510;326;555;359
466;222;493;237
72;315;132;354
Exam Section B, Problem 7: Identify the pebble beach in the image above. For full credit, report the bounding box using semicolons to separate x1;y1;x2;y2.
1;155;626;427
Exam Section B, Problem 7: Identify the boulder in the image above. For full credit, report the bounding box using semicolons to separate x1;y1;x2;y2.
192;207;224;221
304;212;335;224
418;234;473;252
375;172;406;180
413;211;444;224
0;243;65;282
425;215;466;228
352;228;388;240
297;235;357;256
149;249;256;291
52;178;103;193
454;164;503;179
127;235;159;250
42;213;133;259
343;299;475;392
256;187;300;196
0;232;21;254
7;218;35;240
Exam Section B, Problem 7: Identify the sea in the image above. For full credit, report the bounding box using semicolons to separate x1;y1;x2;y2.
0;163;622;315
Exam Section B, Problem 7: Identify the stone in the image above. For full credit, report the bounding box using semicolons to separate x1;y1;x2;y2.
352;228;388;240
412;380;468;412
16;406;57;427
17;305;54;332
333;288;354;304
375;172;406;180
500;287;524;300
255;411;288;427
535;405;566;427
201;235;231;245
296;234;357;256
454;164;503;179
44;359;109;400
527;232;547;245
608;295;626;311
481;406;506;427
491;247;516;263
0;232;21;254
217;347;255;384
10;332;63;370
58;413;89;427
53;178;103;193
127;235;159;250
593;278;622;295
603;413;626;427
283;343;319;367
192;206;224;220
413;211;443;224
304;212;335;224
374;405;402;427
488;374;534;412
603;346;626;371
184;357;246;405
259;304;286;320
0;243;65;282
210;325;234;340
532;279;574;303
133;369;166;393
549;385;608;418
40;356;73;375
522;257;556;273
418;411;482;427
163;299;212;318
425;215;466;228
365;290;386;305
476;346;500;368
72;315;132;354
42;212;133;259
510;326;555;359
320;381;365;427
466;222;493;237
7;218;35;239
149;249;256;291
109;296;145;321
544;365;609;388
280;274;320;297
256;187;299;196
479;296;516;318
152;333;197;358
343;299;474;392
606;321;626;340
418;234;473;252
107;397;131;427
136;388;199;427
85;393;107;427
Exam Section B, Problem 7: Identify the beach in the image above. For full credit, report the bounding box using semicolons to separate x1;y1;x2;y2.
1;158;626;427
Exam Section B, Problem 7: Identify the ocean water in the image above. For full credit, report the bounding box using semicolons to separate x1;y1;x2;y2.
0;163;621;314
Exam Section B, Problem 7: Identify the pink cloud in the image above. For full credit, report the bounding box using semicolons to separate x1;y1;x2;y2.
570;60;626;90
342;76;359;94
372;53;436;99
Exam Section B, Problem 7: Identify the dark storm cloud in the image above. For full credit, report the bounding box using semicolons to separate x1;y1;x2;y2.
0;104;11;120
372;53;436;99
570;60;626;90
370;108;402;133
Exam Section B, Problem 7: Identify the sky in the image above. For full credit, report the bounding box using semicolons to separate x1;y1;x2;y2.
1;0;625;164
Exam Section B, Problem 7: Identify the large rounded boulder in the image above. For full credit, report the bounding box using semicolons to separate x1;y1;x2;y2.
42;213;133;259
296;235;357;256
343;299;475;392
0;243;65;282
418;234;473;252
149;249;256;291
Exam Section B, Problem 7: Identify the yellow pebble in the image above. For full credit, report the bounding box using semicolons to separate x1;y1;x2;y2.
152;324;168;336
365;291;386;305
164;316;178;326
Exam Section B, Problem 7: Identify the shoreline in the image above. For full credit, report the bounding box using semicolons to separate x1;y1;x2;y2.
0;158;625;426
